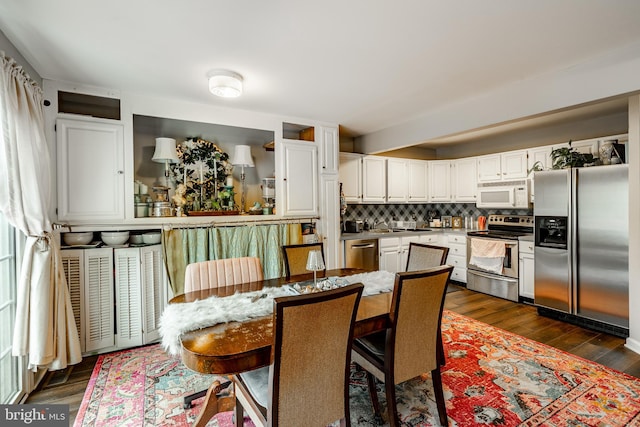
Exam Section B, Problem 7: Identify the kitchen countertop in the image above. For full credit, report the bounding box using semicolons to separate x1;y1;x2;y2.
341;228;470;241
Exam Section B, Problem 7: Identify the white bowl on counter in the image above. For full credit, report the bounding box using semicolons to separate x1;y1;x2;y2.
63;231;94;246
129;234;144;245
101;231;130;246
142;232;161;245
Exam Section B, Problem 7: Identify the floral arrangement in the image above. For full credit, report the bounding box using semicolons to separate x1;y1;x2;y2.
170;137;234;211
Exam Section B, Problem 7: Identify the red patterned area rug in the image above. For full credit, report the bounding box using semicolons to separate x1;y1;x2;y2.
74;310;640;426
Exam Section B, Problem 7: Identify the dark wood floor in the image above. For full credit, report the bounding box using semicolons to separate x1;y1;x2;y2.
26;286;640;426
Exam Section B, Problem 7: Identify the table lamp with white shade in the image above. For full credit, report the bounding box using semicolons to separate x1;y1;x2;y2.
232;145;254;213
152;137;179;186
306;249;325;288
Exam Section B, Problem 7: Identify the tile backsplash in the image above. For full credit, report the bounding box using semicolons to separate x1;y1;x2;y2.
343;203;532;228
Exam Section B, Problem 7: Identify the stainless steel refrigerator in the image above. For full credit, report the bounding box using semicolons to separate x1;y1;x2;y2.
533;165;628;329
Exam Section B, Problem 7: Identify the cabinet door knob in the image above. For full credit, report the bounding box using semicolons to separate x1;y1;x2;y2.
117;170;124;174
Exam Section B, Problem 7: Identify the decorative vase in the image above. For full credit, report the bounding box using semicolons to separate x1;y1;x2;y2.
600;141;614;165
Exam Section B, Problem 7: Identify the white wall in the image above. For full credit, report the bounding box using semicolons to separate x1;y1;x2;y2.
0;28;41;84
626;95;640;354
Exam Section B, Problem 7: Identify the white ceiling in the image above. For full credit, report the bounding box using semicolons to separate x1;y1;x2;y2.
1;0;639;148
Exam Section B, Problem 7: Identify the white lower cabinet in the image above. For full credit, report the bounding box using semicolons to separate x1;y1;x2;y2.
114;245;167;347
318;175;342;269
519;240;535;300
61;244;167;355
379;234;445;273
379;237;403;273
444;233;467;284
61;248;114;353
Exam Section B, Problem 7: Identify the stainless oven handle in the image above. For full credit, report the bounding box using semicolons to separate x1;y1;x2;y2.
468;270;518;283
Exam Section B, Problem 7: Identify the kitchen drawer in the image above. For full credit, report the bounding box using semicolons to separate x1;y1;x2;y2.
448;242;466;257
420;234;442;244
447;234;466;245
451;267;467;283
378;237;400;248
520;241;534;254
447;254;466;269
401;235;422;245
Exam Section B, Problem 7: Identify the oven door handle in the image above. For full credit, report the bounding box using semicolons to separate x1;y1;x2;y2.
468;270;518;283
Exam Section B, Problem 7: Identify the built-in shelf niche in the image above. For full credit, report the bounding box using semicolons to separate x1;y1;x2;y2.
58;91;121;120
283;122;315;141
132;114;275;209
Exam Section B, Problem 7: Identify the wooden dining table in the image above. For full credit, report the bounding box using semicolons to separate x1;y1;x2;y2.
169;268;394;427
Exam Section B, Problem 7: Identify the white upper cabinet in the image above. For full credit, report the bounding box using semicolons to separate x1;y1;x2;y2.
528;146;553;171
477;153;502;182
501;150;529;180
319;126;339;175
407;160;429;202
453;157;477;202
362;156;387;203
280;140;318;216
385;158;428;203
552;138;599;157
428;160;451;202
477;149;528;182
339;152;363;203
386;158;408;203
57;117;125;221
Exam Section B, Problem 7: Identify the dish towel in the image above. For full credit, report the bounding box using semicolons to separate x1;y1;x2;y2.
469;238;506;274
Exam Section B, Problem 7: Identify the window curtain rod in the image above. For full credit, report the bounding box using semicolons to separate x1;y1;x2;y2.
161;217;318;230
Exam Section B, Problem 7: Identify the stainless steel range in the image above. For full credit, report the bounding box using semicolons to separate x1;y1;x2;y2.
466;214;533;301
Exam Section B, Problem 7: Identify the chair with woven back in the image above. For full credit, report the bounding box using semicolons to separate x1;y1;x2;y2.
181;256;264;413
233;283;364;427
405;242;450;271
281;242;324;278
351;265;454;427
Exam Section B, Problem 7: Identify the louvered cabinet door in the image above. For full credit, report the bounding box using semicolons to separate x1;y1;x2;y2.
60;249;85;353
83;248;115;352
140;245;167;344
114;248;143;348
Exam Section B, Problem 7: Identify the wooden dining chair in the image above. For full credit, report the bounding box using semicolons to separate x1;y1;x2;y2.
182;257;264;413
281;242;324;278
351;265;454;427
405;242;449;271
233;283;364;427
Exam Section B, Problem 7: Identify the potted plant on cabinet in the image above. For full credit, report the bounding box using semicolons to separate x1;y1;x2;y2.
550;141;595;169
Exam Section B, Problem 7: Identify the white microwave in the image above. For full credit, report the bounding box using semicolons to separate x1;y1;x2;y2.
476;181;530;209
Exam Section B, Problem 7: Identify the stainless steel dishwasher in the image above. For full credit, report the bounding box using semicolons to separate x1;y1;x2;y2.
345;239;379;270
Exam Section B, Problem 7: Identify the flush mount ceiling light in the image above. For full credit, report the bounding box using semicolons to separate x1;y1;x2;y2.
207;69;243;98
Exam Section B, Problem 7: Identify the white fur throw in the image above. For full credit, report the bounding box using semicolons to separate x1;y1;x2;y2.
160;287;294;355
344;270;396;296
160;271;396;356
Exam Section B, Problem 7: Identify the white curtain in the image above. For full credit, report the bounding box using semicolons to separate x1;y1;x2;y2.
0;52;81;371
